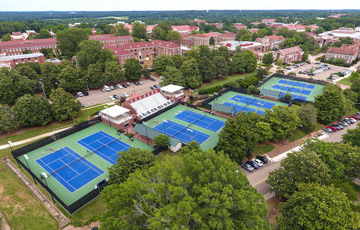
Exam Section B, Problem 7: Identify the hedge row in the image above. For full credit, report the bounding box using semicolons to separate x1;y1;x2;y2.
198;76;260;95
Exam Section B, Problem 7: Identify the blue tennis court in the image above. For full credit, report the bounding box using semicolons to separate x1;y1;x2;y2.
278;79;315;89
224;102;265;115
36;147;104;193
78;131;131;165
271;84;312;95
153;120;210;144
279;92;307;101
230;95;276;110
174;110;225;132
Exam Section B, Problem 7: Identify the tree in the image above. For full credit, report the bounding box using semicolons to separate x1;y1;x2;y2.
235;28;250;41
0;104;18;133
49;88;81;121
251;32;258;41
77;40;115;69
198;57;216;82
209;36;215;45
343;124;360;147
104;61;126;83
56;27;90;58
184;49;201;63
86;63;105;88
153;134;170;147
277;183;360;229
132;22;147;40
240;31;252;41
165;30;182;41
102;148;272;229
110;24;130;36
264;106;300;140
142;66;151;79
40;48;54;58
1;33;11;41
262;53;274;65
154;55;174;75
217;112;259;163
213;55;228;78
15;65;38;80
231;53;246;74
314;84;349;124
241;50;258;72
151;25;166;40
180;59;202;89
57;60;83;92
255;121;273;142
198;45;211;59
296;104;317;133
108;148;155;185
267;151;330;199
256;68;268;80
283;92;292;101
283;37;296;47
13;94;53;126
276;58;283;66
37;28;52;39
124;58;142;81
171;54;184;69
161;66;186;87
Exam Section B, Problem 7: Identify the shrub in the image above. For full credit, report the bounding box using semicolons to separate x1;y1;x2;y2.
223;81;238;87
153;134;170;147
73;118;87;126
247;85;260;95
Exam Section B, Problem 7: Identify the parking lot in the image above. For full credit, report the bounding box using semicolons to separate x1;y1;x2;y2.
285;62;349;81
76;77;161;107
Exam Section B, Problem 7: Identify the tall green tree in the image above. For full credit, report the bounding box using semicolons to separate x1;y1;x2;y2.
296;104;317;133
108;148;155;185
343;124;360;147
37;28;52;39
165;30;182;41
110;24;130;36
217;112;259;163
102;147;272;229
0;104;18;133
49;88;81;121
277;183;360;229
262;53;274;65
198;57;216;82
132;22;147;40
104;61;126;83
161;66;186;87
154;55;174;75
171;54;184;69
184;49;201;63
180;59;202;89
213;55;229;78
13;94;53;126
124;58;142;81
57;60;83;92
77;40;114;69
267;151;331;199
86;63;105;88
56;27;90;58
198;45;211;59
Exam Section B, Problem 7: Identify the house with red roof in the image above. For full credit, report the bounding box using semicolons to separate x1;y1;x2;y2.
273;46;304;64
218;32;236;42
285;24;318;32
0;53;45;69
325;44;360;65
189;32;220;46
189;18;208;26
256;35;285;50
171;25;199;35
261;19;276;25
233;23;247;30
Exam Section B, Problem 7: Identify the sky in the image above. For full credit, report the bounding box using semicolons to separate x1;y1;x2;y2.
1;0;360;11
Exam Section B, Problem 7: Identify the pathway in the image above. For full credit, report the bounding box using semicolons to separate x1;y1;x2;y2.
0;211;10;230
2;157;70;228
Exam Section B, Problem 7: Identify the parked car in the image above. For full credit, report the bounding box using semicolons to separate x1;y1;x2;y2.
108;96;115;101
241;163;254;172
327;126;337;132
322;127;333;133
123;92;129;97
103;85;111;92
138;81;143;85
247;161;259;169
73;94;79;98
349;115;359;120
153;84;160;89
113;94;119;99
110;86;115;90
81;103;85;107
77;92;84;97
134;81;139;86
253;158;263;167
338;121;348;127
256;155;268;163
150;77;156;81
83;91;89;96
116;84;123;89
150;86;156;90
126;82;131;86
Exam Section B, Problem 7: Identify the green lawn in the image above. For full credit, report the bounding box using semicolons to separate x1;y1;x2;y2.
338;78;353;86
252;143;275;155
288;123;323;143
199;72;256;90
0;104;109;146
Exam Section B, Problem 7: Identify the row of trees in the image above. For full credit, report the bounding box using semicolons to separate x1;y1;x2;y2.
0;88;81;133
158;45;258;89
267;139;360;228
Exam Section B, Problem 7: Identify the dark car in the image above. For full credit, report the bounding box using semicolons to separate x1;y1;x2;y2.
122;84;128;88
83;91;89;96
134;81;139;86
256;155;268;164
113;94;120;99
241;163;254;172
150;86;156;90
73;94;78;98
153;84;160;89
246;161;259;169
150;77;156;81
322;127;333;133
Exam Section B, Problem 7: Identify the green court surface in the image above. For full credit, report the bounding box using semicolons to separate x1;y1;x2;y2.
144;105;227;150
259;77;324;102
209;91;288;113
17;122;153;208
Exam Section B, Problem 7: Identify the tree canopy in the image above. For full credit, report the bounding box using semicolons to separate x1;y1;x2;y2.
124;58;142;81
0;104;18;133
56;27;90;58
49;88;81;121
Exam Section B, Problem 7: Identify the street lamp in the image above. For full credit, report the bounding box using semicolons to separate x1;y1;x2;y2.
104;106;111;127
143;122;149;145
41;172;55;203
39;78;46;99
24;154;37;184
162;120;168;134
8;141;13;151
186;128;193;143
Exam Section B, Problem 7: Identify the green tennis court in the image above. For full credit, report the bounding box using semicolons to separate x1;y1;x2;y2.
16;122;153;210
259;77;324;102
143;104;227;150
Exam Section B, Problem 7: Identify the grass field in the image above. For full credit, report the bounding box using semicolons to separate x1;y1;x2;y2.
253;143;275;155
199;72;256;90
0;104;111;146
338;78;353;86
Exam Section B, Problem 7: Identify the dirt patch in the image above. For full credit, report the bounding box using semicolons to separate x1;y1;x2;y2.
63;220;100;230
265;134;312;158
265;197;283;227
0;185;4;194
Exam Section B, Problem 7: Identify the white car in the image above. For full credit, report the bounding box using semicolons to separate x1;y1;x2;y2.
77;92;84;97
123;92;129;97
138;81;143;85
116;84;123;89
108;96;116;101
103;85;111;92
253;159;263;167
110;86;115;90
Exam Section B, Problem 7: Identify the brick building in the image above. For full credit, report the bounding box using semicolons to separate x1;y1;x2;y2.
0;53;45;69
233;23;247;30
256;35;285;50
171;25;199;35
89;34;134;47
218;32;236;42
273;46;304;64
185;32;220;46
325;44;360;65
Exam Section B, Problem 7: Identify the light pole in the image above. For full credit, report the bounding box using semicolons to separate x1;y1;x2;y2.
104;106;111;127
8;141;13;151
39;78;46;99
24;154;36;184
86;78;89;92
41;172;55;203
162;120;168;134
143;122;149;145
186;128;193;143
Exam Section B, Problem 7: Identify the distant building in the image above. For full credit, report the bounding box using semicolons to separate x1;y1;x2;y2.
100;105;134;130
316;27;360;47
0;53;45;69
261;19;276;25
325;44;360;65
255;35;285;50
208;23;223;29
285;24;318;32
171;25;199;35
273;46;304;64
218;32;236;42
233;23;247;30
10;30;36;41
185;32;220;46
218;40;262;52
189;18;208;25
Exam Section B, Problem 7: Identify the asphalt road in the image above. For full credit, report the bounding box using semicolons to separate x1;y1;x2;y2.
76;77;162;107
246;123;358;199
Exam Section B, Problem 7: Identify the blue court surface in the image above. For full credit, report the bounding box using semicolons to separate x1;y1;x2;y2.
271;84;312;95
78;131;131;165
153;120;210;144
230;95;276;110
223;102;265;115
174;110;225;132
279;92;307;101
278;79;315;89
36;147;104;193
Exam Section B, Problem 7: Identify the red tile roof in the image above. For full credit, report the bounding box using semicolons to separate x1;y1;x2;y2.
89;35;133;41
261;19;276;23
151;40;180;49
264;35;285;42
219;32;236;38
327;47;358;56
279;46;303;55
12;32;21;36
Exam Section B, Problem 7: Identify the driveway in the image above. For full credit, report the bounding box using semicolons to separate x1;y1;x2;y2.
76;77;161;107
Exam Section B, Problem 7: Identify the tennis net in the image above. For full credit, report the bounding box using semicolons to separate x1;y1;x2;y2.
188;113;207;128
91;138;119;154
48;152;92;176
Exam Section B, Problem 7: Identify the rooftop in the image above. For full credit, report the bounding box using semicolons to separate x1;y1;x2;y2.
100;105;130;118
161;84;184;93
0;53;44;61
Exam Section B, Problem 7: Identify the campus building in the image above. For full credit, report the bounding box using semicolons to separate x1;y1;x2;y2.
316;27;360;47
325;44;360;65
0;53;45;68
273;46;304;64
255;35;285;50
100;105;134;131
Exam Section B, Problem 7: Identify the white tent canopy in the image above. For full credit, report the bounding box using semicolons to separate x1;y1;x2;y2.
100;105;130;118
161;84;184;93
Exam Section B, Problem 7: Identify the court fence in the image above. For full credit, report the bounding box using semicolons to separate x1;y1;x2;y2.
139;101;181;124
11;117;103;214
202;87;249;110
